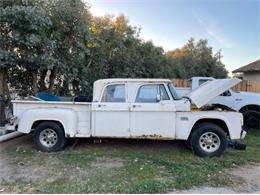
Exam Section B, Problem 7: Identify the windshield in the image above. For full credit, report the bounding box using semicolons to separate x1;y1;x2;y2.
167;83;181;100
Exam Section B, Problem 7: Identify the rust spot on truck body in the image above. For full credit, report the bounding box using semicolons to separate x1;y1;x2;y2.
89;135;175;140
140;134;162;138
129;134;174;140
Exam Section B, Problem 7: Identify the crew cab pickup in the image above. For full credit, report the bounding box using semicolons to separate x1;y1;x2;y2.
176;77;260;129
2;78;246;157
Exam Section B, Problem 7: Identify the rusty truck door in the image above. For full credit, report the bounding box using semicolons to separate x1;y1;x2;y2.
92;83;130;137
130;83;175;138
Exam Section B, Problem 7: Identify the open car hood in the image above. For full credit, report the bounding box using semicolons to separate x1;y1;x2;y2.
185;78;241;108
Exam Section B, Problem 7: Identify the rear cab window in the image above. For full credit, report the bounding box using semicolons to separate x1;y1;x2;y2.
101;84;126;102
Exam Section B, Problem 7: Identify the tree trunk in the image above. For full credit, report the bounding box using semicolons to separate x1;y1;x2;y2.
0;68;8;96
72;79;80;96
0;68;9;97
0;95;6;126
48;66;57;91
0;70;4;96
31;70;38;94
38;69;47;91
0;68;7;126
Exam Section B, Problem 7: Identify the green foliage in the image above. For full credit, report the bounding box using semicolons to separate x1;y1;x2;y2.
0;0;228;97
0;0;52;95
167;38;228;78
42;0;91;95
82;15;180;95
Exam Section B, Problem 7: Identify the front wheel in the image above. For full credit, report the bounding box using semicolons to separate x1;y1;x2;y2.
190;123;227;157
33;121;66;152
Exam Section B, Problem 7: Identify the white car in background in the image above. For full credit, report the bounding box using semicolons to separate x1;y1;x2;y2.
176;77;260;129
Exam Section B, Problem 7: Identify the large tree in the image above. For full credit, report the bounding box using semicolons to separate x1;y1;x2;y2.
167;38;228;78
85;14;179;95
1;0;92;97
0;0;52;96
41;0;91;96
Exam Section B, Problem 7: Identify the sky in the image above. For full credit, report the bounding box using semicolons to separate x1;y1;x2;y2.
86;0;260;73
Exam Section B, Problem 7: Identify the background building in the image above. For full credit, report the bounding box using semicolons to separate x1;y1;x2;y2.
233;60;260;81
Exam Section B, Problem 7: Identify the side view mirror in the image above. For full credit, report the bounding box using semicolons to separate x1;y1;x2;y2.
156;94;161;102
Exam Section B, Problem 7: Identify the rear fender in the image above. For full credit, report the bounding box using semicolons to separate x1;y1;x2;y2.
17;108;78;137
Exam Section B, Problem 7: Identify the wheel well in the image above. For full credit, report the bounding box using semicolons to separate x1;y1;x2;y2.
31;120;64;131
239;105;260;113
189;119;230;139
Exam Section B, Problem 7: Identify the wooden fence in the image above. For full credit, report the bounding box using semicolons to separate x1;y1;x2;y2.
172;79;260;93
172;79;190;88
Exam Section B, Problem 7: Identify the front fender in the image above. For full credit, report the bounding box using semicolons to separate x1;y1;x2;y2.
17;107;78;137
176;111;243;140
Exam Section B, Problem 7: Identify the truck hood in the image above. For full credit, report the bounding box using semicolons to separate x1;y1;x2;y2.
185;78;241;108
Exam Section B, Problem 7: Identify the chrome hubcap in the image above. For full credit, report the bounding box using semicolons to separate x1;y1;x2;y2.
199;132;220;153
39;128;58;148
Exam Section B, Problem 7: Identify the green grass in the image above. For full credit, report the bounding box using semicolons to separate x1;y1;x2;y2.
1;129;259;193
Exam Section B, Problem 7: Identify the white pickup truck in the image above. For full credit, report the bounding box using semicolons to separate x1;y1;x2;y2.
1;78;246;157
177;77;260;129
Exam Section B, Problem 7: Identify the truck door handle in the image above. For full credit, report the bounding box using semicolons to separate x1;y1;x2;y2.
132;105;141;108
98;104;106;107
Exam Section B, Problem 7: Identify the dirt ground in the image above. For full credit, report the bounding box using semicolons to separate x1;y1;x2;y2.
0;134;259;193
174;165;260;193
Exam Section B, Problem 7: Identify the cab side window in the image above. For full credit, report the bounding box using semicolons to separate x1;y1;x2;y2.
135;84;169;103
101;84;126;102
159;84;170;100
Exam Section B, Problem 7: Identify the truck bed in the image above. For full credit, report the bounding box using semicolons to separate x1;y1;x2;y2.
12;100;92;136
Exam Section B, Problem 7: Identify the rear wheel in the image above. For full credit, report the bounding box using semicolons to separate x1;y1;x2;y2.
33;121;66;152
243;110;260;129
190;123;227;157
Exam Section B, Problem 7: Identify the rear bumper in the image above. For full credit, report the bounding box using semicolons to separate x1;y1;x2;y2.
0;131;23;142
0;124;23;142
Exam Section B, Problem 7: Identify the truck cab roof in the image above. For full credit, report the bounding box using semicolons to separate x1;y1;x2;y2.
94;78;171;84
93;78;241;108
93;78;172;102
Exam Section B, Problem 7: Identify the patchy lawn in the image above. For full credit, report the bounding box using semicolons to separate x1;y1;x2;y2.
0;129;259;193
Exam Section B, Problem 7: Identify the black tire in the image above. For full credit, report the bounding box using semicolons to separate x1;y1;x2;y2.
243;110;260;130
33;121;66;152
190;123;227;157
183;140;191;149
